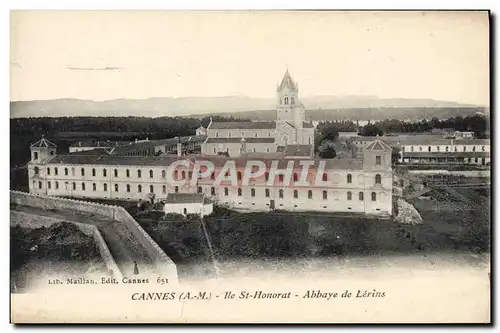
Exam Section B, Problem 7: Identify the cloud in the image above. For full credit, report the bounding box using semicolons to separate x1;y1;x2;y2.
66;66;125;71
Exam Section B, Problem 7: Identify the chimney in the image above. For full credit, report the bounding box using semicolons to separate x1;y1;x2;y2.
240;137;246;155
78;141;82;147
97;142;100;147
177;142;182;157
135;138;138;143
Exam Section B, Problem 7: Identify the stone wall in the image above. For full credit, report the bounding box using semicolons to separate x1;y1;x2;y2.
11;191;116;220
114;207;178;280
10;191;178;283
408;170;491;178
10;211;123;280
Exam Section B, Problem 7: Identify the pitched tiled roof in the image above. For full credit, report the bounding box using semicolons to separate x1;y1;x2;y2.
46;153;364;170
70;140;127;148
352;135;490;146
205;138;275;144
47;154;182;166
277;70;298;92
70;148;113;155
209;122;276;129
31;136;56;148
110;136;206;155
166;193;205;204
365;139;392;151
283;144;313;157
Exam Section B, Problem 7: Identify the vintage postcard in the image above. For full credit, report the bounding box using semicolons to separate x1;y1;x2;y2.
9;10;491;323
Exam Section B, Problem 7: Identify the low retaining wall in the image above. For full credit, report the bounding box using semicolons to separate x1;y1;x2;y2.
408;170;491;178
10;211;123;280
114;207;178;279
10;191;116;220
10;191;178;282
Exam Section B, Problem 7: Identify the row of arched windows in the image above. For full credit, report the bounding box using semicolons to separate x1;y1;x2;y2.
43;167;177;179
405;145;486;153
45;181;185;195
41;179;380;203
40;167;382;185
281;96;295;105
346;191;377;201
38;166;384;189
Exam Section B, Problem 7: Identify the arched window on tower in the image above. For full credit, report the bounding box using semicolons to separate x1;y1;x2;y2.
284;96;289;105
291;97;295;105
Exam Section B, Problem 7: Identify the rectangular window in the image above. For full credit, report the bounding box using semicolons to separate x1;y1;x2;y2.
375;156;381;165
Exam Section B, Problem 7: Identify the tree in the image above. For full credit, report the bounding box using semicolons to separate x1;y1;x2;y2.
360;124;383;136
391;147;401;164
321;126;340;141
318;140;337;158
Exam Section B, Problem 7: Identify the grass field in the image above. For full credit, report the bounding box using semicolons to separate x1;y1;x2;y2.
49;189;490;280
138;186;490;279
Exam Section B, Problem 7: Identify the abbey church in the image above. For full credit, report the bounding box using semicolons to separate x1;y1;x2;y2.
201;70;316;157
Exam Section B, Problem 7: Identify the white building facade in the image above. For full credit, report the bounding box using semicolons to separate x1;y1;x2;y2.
164;193;213;217
201;70;315;157
351;136;490;166
28;137;394;217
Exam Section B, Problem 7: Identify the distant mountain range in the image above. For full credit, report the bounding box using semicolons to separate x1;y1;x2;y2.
10;95;487;121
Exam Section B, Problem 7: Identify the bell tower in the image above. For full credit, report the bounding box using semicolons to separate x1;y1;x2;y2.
28;135;57;195
276;70;304;128
30;135;57;162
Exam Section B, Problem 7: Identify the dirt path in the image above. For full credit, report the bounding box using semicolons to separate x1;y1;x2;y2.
12;205;155;276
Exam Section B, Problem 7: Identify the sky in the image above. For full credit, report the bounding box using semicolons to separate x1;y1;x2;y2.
10;11;489;105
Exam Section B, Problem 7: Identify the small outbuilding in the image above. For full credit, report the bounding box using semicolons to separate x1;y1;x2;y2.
164;193;213;217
